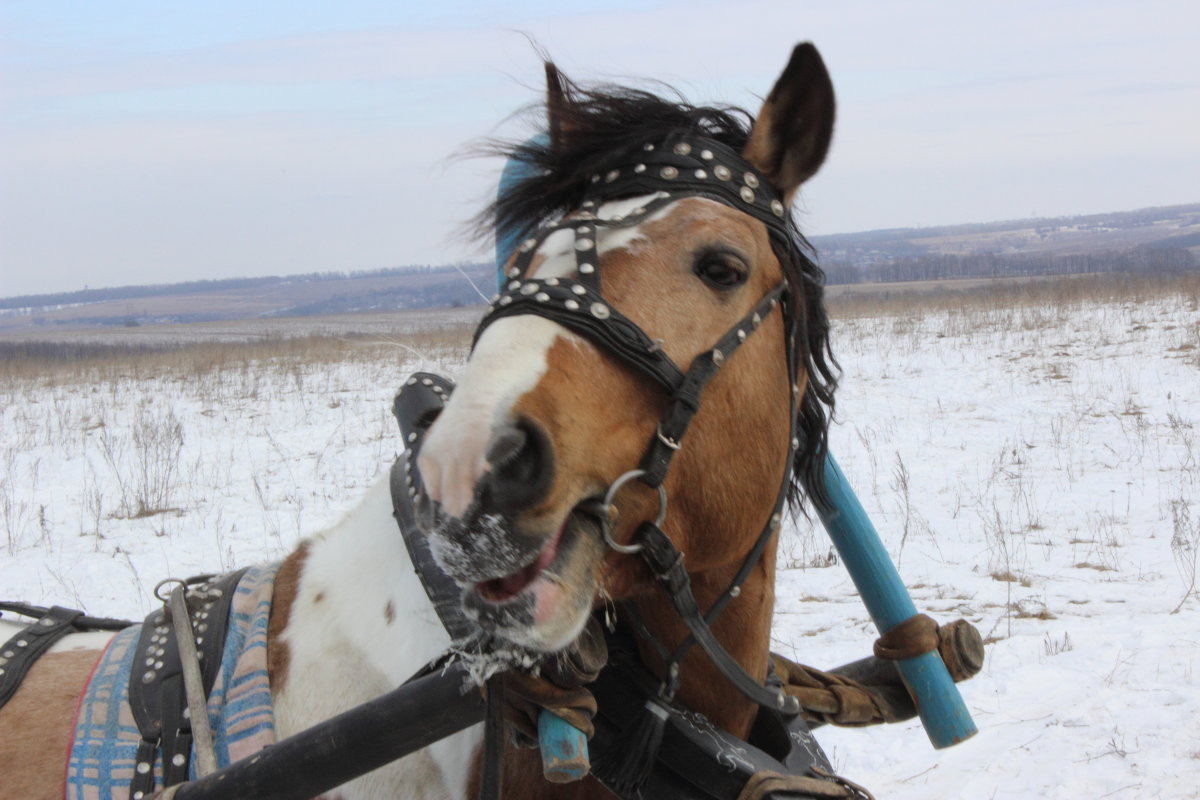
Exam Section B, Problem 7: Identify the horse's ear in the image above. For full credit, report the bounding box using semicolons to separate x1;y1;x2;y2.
546;62;574;150
743;43;836;203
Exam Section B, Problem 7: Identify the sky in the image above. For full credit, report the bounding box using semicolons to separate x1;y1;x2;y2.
2;1;1198;298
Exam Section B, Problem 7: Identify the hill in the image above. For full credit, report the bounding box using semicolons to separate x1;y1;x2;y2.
810;203;1200;284
1;202;1196;334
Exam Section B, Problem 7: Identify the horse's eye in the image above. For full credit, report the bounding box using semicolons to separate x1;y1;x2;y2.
694;250;748;290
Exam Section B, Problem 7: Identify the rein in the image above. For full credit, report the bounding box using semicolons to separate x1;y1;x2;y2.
479;133;808;731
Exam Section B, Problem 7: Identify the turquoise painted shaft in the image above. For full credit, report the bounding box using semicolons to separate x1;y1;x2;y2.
537;712;591;783
817;452;978;748
494;134;549;289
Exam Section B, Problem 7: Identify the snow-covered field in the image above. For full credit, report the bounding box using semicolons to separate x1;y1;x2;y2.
2;278;1198;798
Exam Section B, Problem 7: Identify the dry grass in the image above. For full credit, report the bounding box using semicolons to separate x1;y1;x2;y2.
0;326;476;387
825;270;1200;322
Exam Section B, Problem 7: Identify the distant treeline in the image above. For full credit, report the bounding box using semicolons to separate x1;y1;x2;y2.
821;245;1197;285
0;264;468;312
810;202;1200;255
269;277;489;317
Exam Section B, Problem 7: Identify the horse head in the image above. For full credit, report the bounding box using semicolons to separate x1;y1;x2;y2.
418;44;838;729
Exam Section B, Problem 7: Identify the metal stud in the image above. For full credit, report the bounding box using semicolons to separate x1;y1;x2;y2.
712;349;725;365
582;199;595;208
145;657;156;667
572;285;588;295
714;165;732;181
737;329;746;342
565;299;580;311
631;207;646;216
137;762;151;775
575;239;594;251
134;792;145;800
744;172;760;188
643;143;655;151
771;200;785;217
577;225;591;234
579;263;595;274
507;267;520;278
673;142;692;155
522;238;538;251
545;277;559;286
605;169;619;183
535;292;550;302
700;149;714;160
752;313;762;326
520;282;539;295
660;166;678;180
16;640;27;648
406;377;418;385
792;438;800;450
740;186;755;203
40;617;54;626
499;295;513;306
421;378;432;386
730;586;741;598
173;754;187;767
508;280;521;291
694;169;707;180
0;668;5;677
143;671;156;683
590;303;611;319
590;174;600;183
634;163;647;173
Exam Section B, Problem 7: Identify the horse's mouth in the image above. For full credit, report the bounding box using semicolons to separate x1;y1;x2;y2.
473;514;571;603
459;503;604;652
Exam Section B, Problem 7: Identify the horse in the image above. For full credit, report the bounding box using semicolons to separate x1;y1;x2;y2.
0;41;838;800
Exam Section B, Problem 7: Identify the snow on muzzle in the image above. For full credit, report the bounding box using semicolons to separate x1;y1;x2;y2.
417;315;573;588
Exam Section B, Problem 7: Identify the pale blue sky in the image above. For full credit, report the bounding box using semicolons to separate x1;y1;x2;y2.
2;1;1197;297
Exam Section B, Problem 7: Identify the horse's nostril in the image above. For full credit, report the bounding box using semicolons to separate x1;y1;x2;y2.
481;419;554;514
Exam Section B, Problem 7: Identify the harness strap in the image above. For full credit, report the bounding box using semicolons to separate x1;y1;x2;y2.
478;274;685;394
638;286;786;487
736;768;875;800
636;522;799;715
0;601;133;631
127;569;246;798
0;606;84;708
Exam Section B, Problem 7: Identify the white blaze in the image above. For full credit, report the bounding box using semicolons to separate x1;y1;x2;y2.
419;315;576;519
419;194;675;519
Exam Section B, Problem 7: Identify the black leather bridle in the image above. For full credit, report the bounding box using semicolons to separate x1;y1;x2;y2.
476;134;807;717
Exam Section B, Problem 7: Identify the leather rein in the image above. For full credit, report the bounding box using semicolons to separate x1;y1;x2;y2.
476;134;807;717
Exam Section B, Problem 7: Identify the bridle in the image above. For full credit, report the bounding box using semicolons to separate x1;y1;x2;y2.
475;134;808;717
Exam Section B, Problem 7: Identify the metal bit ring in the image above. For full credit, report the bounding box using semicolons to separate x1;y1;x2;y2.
599;469;667;554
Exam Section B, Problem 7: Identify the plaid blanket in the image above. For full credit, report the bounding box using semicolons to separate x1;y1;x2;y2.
66;564;280;799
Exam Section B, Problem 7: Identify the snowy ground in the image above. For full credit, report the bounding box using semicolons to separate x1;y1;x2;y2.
2;283;1198;798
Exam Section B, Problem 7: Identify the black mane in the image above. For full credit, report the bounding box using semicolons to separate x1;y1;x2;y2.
478;68;839;512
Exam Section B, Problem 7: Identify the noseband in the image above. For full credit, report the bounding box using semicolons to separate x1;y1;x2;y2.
476;135;806;716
